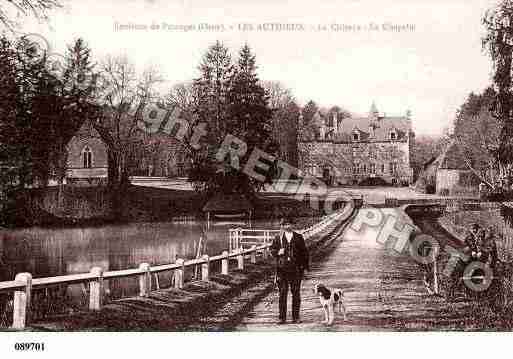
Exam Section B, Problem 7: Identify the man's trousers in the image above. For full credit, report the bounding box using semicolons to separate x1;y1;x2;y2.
278;273;302;321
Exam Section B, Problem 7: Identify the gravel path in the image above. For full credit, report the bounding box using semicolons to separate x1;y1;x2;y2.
236;208;480;331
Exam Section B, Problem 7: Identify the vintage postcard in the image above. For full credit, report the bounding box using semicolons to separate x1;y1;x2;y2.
0;0;511;357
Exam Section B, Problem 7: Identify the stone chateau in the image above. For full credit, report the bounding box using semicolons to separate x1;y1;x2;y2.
298;103;414;185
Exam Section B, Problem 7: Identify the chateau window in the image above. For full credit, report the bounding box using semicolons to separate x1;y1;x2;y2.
362;164;367;173
353;163;360;174
370;163;376;174
83;146;92;168
381;163;385;173
390;131;397;141
390;162;398;175
353;132;359;141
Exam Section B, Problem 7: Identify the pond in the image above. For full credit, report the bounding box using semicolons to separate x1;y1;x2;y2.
0;219;284;282
0;218;284;322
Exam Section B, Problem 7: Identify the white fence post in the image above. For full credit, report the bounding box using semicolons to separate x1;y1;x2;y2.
89;267;104;311
263;246;269;260
139;263;151;297
237;248;244;270
12;273;32;330
222;251;229;275
201;255;210;281
174;259;184;289
251;245;257;264
433;249;439;295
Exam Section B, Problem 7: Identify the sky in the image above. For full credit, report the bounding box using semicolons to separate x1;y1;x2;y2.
13;0;500;135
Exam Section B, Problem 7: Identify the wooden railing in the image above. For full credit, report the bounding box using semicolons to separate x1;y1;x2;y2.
0;243;271;330
228;210;345;252
229;229;280;252
0;201;353;330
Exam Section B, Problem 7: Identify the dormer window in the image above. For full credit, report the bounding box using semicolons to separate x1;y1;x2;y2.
390;130;397;141
353;131;360;141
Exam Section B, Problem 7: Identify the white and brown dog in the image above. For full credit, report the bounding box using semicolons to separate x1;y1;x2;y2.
312;283;347;325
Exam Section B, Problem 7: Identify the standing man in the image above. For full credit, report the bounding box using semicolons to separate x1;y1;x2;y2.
271;217;309;324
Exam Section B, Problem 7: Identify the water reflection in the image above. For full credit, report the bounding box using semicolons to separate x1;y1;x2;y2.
0;219;280;283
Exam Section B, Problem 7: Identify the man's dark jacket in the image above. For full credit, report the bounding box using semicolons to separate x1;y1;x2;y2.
270;231;310;275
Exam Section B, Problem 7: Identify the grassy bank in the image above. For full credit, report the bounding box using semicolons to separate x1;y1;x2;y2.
434;208;513;329
439;208;513;262
3;185;342;228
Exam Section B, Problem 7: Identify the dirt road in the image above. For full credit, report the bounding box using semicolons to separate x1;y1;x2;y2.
236;208;480;331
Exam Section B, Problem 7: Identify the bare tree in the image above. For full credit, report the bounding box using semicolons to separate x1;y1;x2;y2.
452;88;502;188
0;0;61;31
262;81;300;165
162;82;197;176
263;80;294;110
166;81;195;114
93;54;164;188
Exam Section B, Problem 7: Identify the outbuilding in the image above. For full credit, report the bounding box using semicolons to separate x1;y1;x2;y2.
415;139;480;196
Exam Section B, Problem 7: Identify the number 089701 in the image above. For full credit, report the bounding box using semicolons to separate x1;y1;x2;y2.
14;343;45;351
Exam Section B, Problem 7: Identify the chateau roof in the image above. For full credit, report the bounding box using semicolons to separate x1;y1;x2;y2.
333;115;411;142
73;119;103;140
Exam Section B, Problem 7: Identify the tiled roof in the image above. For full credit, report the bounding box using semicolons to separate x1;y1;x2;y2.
74;119;102;139
332;115;411;142
414;139;470;191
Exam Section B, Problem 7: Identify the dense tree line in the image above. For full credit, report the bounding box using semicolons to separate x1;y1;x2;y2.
0;35;98;224
0;0;324;215
452;88;501;187
0;33;306;224
188;42;277;197
481;0;513;188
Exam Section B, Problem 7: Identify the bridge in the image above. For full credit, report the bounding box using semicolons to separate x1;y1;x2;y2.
0;199;496;331
0;202;354;330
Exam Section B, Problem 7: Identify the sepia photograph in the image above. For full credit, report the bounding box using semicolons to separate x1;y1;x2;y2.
0;0;512;356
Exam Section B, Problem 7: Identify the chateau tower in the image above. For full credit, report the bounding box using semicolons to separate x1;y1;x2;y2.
369;101;379;121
